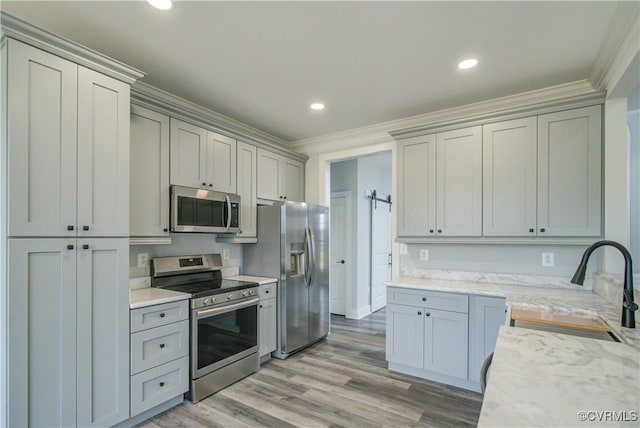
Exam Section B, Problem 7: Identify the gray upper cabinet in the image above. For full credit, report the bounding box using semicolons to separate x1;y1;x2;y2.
7;39;129;238
130;105;170;238
237;141;258;237
169;118;207;189
468;295;506;384
538;105;602;237
397;126;481;237
397;135;436;236
436;126;482;236
257;148;305;202
483;117;538;237
169;118;238;193
207;131;237;193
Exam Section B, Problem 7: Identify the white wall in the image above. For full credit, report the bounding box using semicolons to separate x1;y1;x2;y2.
129;235;243;279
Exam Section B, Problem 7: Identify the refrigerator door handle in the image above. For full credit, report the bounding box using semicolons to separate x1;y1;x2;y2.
308;226;317;287
304;226;312;286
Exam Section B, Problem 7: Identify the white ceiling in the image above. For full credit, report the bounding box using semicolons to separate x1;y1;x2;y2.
2;1;619;142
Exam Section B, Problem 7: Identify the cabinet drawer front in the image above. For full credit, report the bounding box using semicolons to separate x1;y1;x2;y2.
259;282;277;300
130;356;189;417
387;288;468;313
131;320;189;375
131;300;189;333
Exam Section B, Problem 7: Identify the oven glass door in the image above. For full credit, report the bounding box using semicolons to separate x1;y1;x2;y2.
193;297;258;378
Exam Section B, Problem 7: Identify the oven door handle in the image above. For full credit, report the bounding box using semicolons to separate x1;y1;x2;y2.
195;296;259;319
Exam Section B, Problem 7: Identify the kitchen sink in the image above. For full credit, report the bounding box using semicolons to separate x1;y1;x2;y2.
510;307;621;342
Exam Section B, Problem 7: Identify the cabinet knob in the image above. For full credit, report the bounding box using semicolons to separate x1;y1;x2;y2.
163;228;168;232
437;229;442;234
529;228;534;233
67;244;74;250
540;228;546;233
417;311;422;315
82;225;89;231
159;382;165;387
209;184;213;187
260;305;263;308
283;196;287;200
159;313;165;318
429;229;434;234
426;312;431;317
67;225;74;231
265;290;269;294
202;182;207;186
82;244;89;250
159;343;165;349
422;297;427;302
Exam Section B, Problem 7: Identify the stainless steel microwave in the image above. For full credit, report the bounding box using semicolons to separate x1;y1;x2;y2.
170;185;241;233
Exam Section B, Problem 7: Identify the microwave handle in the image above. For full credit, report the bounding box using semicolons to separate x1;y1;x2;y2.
225;194;231;231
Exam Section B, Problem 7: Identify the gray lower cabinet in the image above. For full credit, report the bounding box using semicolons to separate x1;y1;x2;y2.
8;238;130;427
259;281;278;358
386;286;505;392
130;300;190;417
468;295;507;383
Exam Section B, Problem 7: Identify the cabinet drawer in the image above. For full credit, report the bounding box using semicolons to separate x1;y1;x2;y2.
387;288;468;313
130;356;189;417
131;320;189;375
131;300;189;333
259;281;277;300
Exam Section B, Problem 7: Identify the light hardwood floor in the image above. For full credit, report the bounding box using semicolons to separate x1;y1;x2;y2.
139;309;482;428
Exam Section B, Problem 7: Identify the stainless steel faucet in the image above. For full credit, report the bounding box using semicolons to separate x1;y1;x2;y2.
571;240;638;328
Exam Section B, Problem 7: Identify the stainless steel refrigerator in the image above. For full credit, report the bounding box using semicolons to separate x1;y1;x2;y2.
244;201;330;359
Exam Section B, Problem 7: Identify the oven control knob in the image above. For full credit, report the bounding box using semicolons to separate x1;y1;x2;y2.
211;296;216;303
203;298;210;305
241;290;248;297
250;289;255;295
227;294;232;300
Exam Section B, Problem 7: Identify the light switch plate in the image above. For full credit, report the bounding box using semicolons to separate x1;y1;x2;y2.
137;253;149;268
542;252;554;267
420;249;429;261
222;248;230;260
399;243;408;255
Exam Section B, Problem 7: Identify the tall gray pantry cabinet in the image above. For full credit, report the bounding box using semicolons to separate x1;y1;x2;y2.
2;16;143;427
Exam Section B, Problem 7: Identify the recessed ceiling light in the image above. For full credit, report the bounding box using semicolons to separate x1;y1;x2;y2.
147;0;173;11
310;103;325;111
458;59;478;70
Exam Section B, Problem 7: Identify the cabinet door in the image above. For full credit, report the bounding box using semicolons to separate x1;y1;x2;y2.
8;238;77;427
130;105;170;237
538;105;602;237
468;296;506;384
282;157;304;202
483;117;537;236
206;131;237;193
237;141;258;237
257;148;282;200
77;67;130;237
397;135;437;236
170;118;207;188
76;238;129;427
436;126;482;236
7;39;78;237
385;303;424;368
423;309;468;379
259;298;277;357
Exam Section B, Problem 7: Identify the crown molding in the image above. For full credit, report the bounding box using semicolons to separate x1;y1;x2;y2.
131;81;307;162
589;1;640;92
291;80;596;155
0;12;144;84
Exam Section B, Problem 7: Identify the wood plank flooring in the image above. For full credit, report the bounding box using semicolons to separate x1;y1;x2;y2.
139;309;482;428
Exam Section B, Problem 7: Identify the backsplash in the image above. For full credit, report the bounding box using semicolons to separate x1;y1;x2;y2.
129;234;242;279
594;272;640;306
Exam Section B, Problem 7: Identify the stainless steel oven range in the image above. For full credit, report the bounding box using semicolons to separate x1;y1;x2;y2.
151;254;259;403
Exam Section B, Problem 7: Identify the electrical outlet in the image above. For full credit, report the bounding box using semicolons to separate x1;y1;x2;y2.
222;248;230;260
137;253;149;268
542;252;554;267
420;249;429;261
399;243;408;255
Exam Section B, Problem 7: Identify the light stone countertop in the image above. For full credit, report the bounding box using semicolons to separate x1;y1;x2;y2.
386;277;640;427
226;275;278;285
478;327;640;427
385;277;639;349
129;287;190;309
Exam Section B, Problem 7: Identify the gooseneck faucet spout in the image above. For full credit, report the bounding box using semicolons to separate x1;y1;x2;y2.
571;240;638;328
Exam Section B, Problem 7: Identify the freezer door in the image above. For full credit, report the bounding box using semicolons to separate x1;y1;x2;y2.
284;202;310;354
308;204;330;342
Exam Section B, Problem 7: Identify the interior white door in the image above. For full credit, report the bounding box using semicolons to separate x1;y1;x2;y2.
330;193;348;315
371;199;391;312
